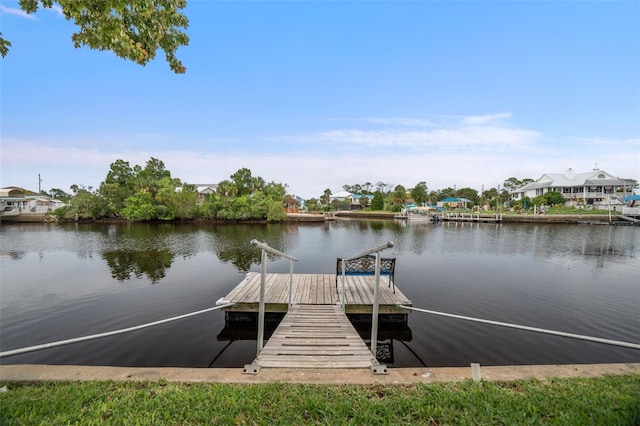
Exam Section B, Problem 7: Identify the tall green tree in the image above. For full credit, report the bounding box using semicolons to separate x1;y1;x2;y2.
390;185;407;206
321;189;332;207
231;168;255;196
376;182;391;194
3;0;189;73
410;181;428;206
48;188;71;202
503;177;534;192
455;187;480;205
263;181;286;199
133;158;172;198
370;191;384;210
99;159;135;213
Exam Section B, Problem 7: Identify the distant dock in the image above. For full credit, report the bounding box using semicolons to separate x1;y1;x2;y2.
440;213;503;223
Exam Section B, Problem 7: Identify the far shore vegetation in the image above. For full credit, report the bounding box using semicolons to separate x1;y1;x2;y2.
27;157;638;223
1;376;639;424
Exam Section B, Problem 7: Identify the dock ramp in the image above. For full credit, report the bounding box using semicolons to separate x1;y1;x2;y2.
245;304;386;374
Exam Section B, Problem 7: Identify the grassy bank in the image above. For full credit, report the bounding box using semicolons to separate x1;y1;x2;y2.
1;376;639;424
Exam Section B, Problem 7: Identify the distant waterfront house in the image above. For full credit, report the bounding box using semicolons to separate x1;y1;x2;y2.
329;191;373;210
283;195;300;213
193;184;218;202
510;168;632;209
436;197;472;209
350;194;374;209
293;195;306;211
329;191;352;203
0;186;65;214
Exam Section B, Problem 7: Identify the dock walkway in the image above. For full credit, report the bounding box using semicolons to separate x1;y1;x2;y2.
248;304;382;371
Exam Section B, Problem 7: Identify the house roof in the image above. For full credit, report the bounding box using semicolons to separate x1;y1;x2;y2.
584;178;628;186
515;169;628;192
0;187;26;198
331;191;352;198
440;197;471;203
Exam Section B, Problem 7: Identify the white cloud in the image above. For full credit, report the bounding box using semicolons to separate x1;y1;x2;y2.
463;112;512;125
50;4;64;17
364;117;436;127
0;5;38;20
571;137;640;148
294;115;540;152
327;117;435;127
2;113;638;199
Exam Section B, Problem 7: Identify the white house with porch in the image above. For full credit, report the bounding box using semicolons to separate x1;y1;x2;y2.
1;187;66;218
329;191;373;210
510;168;634;210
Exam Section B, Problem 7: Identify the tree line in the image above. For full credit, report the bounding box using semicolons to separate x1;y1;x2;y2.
53;158;287;221
305;179;525;212
49;164;639;220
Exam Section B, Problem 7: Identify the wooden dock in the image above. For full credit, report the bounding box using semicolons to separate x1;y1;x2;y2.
221;272;412;315
223;272;411;373
245;304;385;372
441;213;503;223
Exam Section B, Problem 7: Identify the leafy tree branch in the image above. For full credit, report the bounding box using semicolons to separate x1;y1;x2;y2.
3;0;189;73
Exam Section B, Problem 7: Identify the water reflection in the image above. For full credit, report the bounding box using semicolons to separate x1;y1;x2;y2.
214;312;417;367
1;221;638;368
351;319;415;366
102;249;174;283
99;224;200;283
0;251;26;260
203;224;296;272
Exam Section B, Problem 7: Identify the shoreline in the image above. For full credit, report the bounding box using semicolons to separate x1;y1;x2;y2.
329;211;632;224
2;363;638;385
0;212;634;225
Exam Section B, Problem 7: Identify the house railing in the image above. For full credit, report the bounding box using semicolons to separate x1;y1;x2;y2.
622;206;640;215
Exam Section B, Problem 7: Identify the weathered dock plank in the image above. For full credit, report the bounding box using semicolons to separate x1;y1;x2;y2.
252;305;379;369
222;273;411;314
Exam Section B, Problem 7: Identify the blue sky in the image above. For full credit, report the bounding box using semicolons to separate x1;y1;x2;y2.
1;1;639;198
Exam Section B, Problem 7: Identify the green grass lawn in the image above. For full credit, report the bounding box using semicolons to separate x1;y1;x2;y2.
1;375;639;425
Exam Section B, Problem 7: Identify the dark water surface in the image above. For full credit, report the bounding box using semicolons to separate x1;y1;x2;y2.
1;220;638;368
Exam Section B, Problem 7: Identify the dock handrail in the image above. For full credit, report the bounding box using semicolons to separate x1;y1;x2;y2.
396;305;640;350
250;239;298;356
342;241;394;262
340;241;394;359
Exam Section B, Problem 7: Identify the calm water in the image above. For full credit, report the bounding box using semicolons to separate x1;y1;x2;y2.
1;220;638;368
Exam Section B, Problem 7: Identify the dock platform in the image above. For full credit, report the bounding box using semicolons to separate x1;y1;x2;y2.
221;272;412;315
